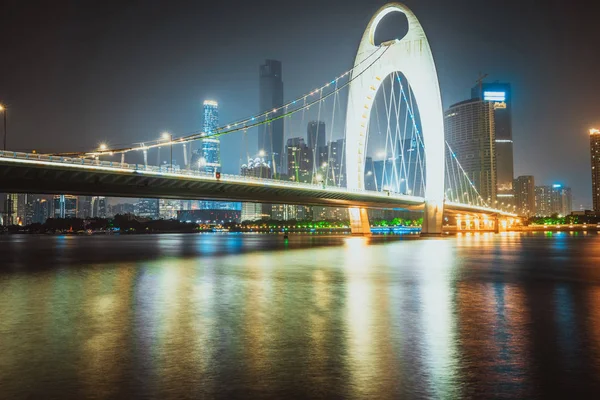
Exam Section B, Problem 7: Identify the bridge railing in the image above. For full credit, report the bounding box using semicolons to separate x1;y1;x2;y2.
0;150;427;202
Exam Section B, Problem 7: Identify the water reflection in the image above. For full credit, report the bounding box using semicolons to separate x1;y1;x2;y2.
1;233;600;398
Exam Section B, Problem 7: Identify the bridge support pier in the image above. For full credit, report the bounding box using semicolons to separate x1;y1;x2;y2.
421;201;444;236
349;207;372;236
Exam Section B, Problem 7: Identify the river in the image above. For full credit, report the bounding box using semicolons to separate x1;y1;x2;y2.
1;232;600;398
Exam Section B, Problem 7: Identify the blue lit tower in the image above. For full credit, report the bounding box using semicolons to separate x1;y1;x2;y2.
201;100;220;173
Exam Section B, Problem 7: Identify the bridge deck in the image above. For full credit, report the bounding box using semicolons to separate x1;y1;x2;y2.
0;151;516;216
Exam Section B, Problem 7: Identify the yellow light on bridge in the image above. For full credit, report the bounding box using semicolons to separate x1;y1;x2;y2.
99;143;108;151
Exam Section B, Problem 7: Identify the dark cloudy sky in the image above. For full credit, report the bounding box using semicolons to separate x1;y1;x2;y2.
1;0;599;207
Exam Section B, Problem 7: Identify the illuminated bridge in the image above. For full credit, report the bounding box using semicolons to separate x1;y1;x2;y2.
0;2;517;234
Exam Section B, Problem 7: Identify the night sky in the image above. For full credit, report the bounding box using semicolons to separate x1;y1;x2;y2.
1;0;599;207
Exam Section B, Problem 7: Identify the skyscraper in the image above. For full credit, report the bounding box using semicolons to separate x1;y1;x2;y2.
444;99;497;204
136;198;159;219
286;137;312;183
535;186;553;216
53;195;77;218
308;121;326;149
259;60;284;174
91;196;107;218
472;82;514;206
329;138;346;187
514;175;536;216
551;184;572;216
77;196;92;219
32;197;50;224
591;129;600;212
200;100;220;174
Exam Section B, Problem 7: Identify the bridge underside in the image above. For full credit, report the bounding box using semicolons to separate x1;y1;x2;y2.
0;161;424;211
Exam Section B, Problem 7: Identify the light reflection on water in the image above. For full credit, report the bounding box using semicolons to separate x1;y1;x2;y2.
1;233;600;398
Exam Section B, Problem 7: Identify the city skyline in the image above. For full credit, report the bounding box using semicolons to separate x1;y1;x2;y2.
0;0;598;208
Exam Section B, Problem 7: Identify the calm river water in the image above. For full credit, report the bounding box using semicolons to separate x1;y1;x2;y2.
1;232;600;399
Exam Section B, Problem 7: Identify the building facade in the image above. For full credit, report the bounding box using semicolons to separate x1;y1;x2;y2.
287;137;313;183
591;129;600;212
258;60;284;174
200;100;220;173
53;195;78;219
514;175;536;217
535;186;553;216
444;99;497;204
551;184;572;216
472;82;514;206
136;198;159;219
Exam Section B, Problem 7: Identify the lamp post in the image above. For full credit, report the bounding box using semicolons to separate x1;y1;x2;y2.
0;104;6;151
162;132;172;172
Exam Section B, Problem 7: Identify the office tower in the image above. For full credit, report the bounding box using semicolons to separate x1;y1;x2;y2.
77;196;92;219
287;137;313;183
514;175;536;216
307;121;326;170
136;198;159;219
329;138;346;187
535;186;553;216
259;60;284;174
444;99;497;204
32;197;50;224
200;100;220;174
159;199;182;220
591;129;600;212
472;82;514;205
16;194;36;225
551;184;572;216
2;193;17;225
91;196;107;218
53;195;77;218
240;158;272;221
308;121;326;152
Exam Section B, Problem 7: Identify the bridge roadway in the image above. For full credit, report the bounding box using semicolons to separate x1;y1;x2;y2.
0;151;515;217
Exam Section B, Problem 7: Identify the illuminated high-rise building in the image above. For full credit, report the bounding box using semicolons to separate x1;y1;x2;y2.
472;82;514;206
287;137;312;183
591;129;600;212
91;196;107;218
514;175;535;216
200;100;220;174
159;199;182;220
259;60;284;174
307;121;326;168
53;195;77;218
535;186;553;216
136;198;159;219
444;99;497;204
551;184;572;216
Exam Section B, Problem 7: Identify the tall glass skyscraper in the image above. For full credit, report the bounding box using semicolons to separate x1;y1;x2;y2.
444;99;497;204
200;100;221;173
259;60;284;175
472;82;514;205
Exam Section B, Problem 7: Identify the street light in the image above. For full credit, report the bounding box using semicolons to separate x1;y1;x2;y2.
258;149;266;157
0;104;6;151
99;143;108;151
162;132;172;172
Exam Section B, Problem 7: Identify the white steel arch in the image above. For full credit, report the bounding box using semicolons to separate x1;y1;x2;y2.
346;2;445;234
